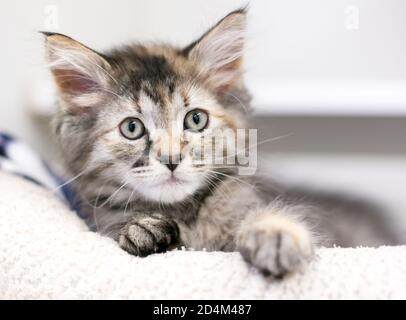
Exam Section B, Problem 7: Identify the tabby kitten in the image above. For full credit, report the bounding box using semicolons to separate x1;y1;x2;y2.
44;9;395;277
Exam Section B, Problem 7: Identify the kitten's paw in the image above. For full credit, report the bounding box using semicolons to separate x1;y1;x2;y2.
118;213;179;257
237;213;314;277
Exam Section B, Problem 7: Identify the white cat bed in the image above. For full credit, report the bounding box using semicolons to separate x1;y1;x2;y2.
1;171;405;299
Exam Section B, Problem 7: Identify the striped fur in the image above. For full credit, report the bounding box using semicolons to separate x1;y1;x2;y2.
44;8;397;277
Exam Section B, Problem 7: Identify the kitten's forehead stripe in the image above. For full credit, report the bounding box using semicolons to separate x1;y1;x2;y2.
181;91;190;108
107;46;180;109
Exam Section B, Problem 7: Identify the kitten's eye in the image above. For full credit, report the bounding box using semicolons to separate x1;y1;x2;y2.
119;118;145;140
184;109;209;132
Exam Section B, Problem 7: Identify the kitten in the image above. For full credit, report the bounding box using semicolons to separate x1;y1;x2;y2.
44;8;397;277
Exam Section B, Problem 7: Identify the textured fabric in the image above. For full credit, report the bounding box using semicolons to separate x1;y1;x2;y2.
0;132;58;189
0;131;82;216
1;171;405;299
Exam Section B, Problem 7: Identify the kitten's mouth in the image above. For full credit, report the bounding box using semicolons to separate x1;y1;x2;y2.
136;171;201;203
149;174;184;187
165;175;182;185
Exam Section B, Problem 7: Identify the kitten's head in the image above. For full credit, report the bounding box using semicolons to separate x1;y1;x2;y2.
45;8;251;204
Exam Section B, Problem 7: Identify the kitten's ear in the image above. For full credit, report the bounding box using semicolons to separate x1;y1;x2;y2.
183;8;246;95
42;32;111;110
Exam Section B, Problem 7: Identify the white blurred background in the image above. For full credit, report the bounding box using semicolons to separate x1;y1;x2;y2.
0;0;405;235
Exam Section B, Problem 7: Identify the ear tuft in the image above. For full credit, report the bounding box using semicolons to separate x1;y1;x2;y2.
43;32;111;105
184;8;247;95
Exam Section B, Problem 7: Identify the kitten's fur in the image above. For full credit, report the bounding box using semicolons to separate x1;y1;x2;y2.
44;9;397;277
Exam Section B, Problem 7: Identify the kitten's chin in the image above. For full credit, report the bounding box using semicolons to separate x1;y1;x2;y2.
136;178;202;204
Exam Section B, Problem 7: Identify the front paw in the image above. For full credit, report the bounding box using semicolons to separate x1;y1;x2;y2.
237;213;314;277
118;213;179;257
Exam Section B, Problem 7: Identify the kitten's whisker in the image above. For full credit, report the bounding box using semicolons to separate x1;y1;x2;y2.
204;165;256;170
205;133;293;164
52;168;89;192
201;175;219;198
91;183;108;232
133;173;161;179
130;165;154;172
123;188;136;217
225;91;249;113
96;175;131;209
206;169;257;192
206;171;236;202
130;167;154;174
203;173;231;201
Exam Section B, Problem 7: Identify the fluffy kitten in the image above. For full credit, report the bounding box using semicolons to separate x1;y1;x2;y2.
44;9;396;277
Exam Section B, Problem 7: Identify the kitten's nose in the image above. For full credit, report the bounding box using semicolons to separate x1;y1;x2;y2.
159;154;181;172
166;162;178;172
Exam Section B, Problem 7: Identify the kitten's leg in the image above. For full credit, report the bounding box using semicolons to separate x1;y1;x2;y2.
117;213;180;257
236;205;314;277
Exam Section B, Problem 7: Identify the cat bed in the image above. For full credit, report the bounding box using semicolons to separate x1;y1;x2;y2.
1;171;405;299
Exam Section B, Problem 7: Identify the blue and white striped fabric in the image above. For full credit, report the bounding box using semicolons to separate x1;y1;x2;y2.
0;131;82;217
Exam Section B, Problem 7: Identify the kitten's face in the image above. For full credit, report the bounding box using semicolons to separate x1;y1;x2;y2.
86;71;244;203
46;9;250;203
